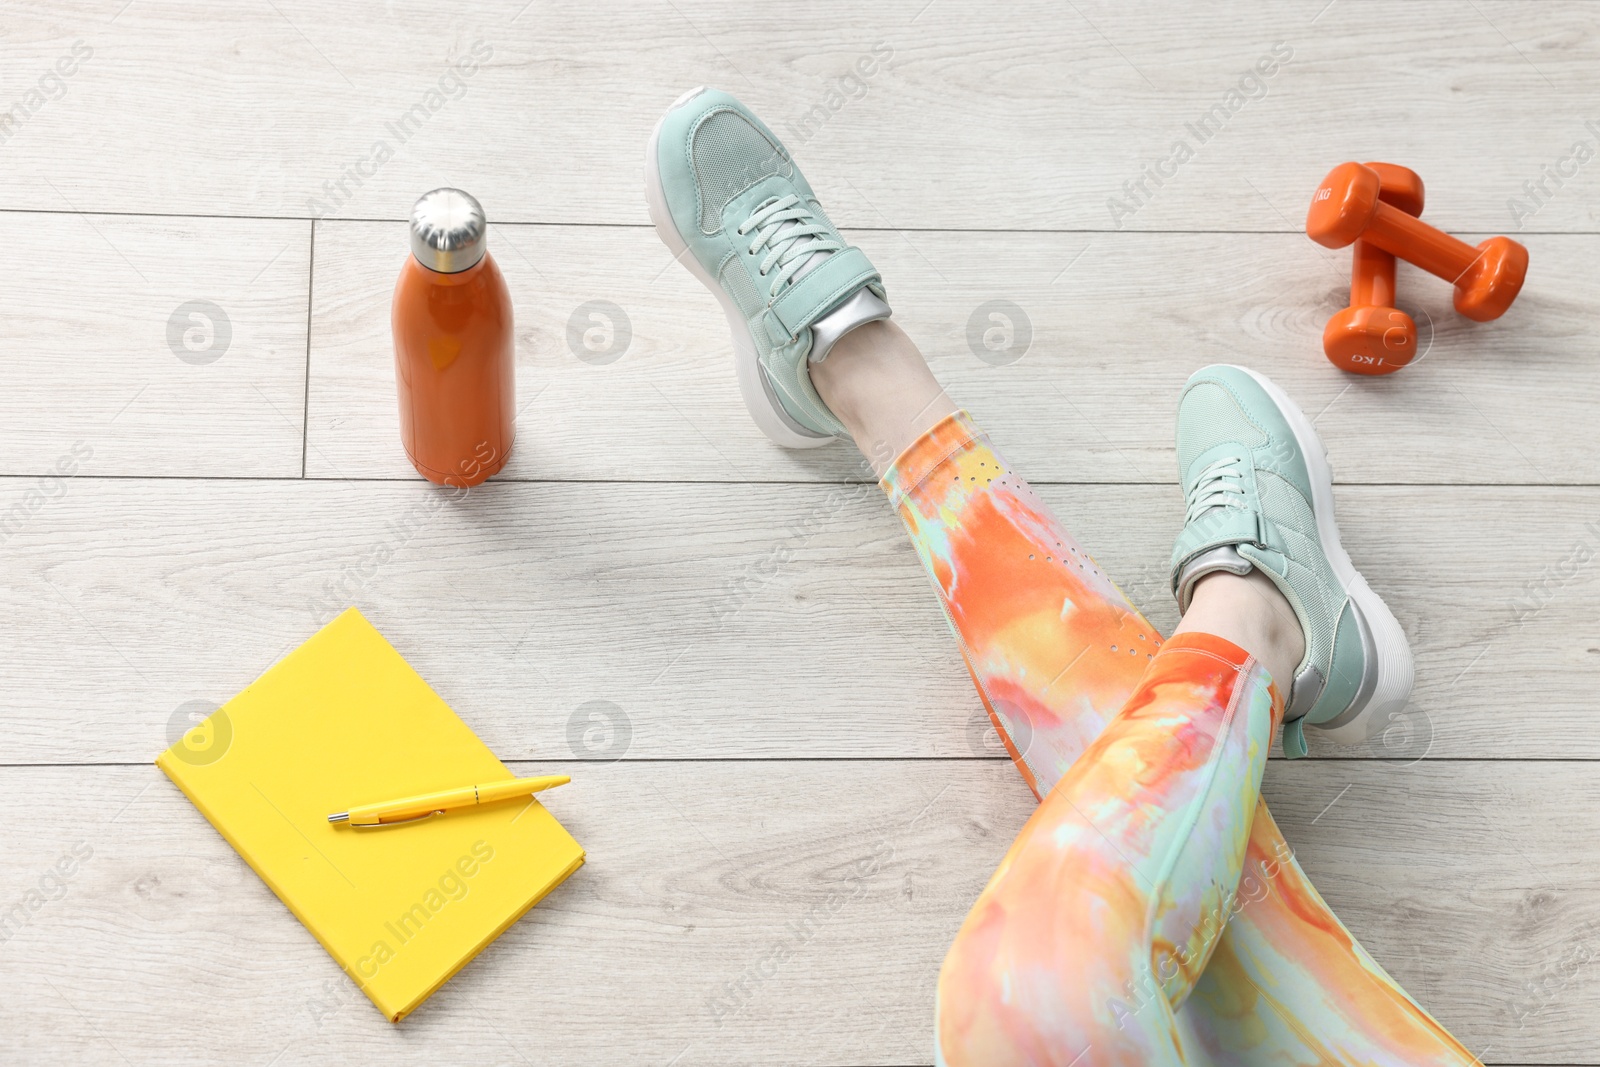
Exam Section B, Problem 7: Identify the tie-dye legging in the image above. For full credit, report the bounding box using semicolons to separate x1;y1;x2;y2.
880;411;1479;1066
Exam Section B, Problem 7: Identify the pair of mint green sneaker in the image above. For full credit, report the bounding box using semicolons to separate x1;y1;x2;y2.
646;87;1413;757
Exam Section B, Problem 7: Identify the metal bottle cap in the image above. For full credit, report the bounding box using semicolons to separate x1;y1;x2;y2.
409;188;488;273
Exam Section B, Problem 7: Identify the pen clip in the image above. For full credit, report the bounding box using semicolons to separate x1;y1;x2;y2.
353;809;445;830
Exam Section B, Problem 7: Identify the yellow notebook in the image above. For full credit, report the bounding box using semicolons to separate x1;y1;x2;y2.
157;607;584;1022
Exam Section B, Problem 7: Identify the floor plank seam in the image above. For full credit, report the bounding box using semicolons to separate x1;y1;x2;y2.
301;219;316;480
1;475;1593;488
2;205;1596;238
5;756;1594;770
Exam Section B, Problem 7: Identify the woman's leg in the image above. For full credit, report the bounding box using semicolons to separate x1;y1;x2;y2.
939;628;1281;1063
813;321;1481;1065
643;84;1474;1064
878;397;1285;1064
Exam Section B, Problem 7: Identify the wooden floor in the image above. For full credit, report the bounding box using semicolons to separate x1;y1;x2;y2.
3;2;1597;1064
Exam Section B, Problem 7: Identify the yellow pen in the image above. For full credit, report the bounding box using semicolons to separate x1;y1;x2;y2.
327;775;570;828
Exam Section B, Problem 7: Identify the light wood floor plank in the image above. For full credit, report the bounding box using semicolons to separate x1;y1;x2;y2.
0;213;309;477
1;478;1591;763
4;3;1599;232
0;761;1588;1064
305;223;1599;486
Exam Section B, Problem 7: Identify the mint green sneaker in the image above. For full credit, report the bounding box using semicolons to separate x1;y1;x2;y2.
646;87;890;448
1169;365;1414;758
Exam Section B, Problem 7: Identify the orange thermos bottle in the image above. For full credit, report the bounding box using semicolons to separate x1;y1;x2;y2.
392;188;515;487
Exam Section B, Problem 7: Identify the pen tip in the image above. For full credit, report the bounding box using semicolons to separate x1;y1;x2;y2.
328;812;349;823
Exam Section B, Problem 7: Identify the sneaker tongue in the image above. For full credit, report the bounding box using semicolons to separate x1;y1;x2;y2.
809;287;890;363
1175;544;1253;613
774;216;831;284
753;199;890;361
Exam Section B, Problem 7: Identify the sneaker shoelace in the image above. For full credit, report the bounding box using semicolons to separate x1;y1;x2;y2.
737;194;842;299
1184;455;1249;524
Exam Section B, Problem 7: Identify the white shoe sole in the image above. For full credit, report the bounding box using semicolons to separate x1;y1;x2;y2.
644;86;834;450
1228;365;1415;747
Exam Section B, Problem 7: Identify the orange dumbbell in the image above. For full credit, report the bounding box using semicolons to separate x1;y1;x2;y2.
1321;162;1424;375
1307;161;1528;322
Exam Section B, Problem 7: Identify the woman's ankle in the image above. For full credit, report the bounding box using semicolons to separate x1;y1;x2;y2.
1174;569;1306;698
810;319;957;476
